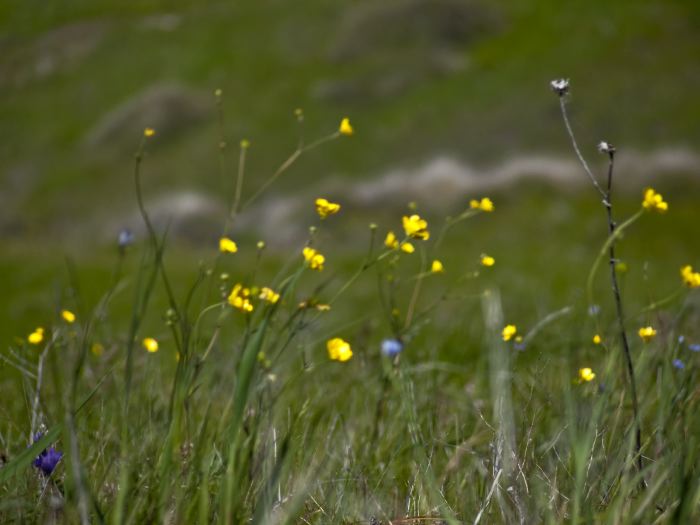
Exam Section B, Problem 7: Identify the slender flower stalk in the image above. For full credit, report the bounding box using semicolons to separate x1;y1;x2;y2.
555;83;644;482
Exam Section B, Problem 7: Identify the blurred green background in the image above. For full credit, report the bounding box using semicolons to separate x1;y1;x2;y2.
1;0;699;345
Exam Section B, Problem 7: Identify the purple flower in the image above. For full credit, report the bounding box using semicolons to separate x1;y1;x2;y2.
673;359;685;370
381;339;403;358
32;433;62;476
689;343;700;353
678;335;685;344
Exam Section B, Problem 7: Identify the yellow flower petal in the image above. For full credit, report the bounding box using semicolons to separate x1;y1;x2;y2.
219;237;238;254
315;198;341;219
339;117;354;136
61;309;76;323
327;337;353;362
143;337;159;353
502;324;517;342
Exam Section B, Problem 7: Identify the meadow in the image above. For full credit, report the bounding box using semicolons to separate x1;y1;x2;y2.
2;1;700;523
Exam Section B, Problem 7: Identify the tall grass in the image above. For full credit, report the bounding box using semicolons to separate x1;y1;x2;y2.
1;83;699;524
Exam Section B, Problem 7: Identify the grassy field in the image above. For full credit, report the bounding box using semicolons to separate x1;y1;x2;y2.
2;1;700;523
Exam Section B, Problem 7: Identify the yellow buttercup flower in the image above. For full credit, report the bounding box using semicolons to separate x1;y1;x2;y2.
481;254;495;267
642;188;668;213
638;326;656;342
402;214;430;240
144;127;156;137
578;367;596;382
680;265;700;288
339;117;353;136
27;327;45;345
502;324;517;342
61;309;76;323
142;337;159;353
400;242;415;254
593;334;602;345
384;231;399;249
315;198;341;219
259;287;280;304
91;343;104;356
228;283;254;313
219;237;238;254
470;197;494;212
302;247;325;271
327;337;353;362
431;259;444;273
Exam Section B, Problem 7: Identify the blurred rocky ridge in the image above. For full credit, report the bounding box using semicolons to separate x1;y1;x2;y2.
98;148;700;248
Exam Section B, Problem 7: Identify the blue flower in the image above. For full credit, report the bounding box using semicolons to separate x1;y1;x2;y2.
678;335;685;344
689;343;700;353
118;229;134;250
381;338;403;358
673;359;685;370
32;433;63;476
588;304;600;317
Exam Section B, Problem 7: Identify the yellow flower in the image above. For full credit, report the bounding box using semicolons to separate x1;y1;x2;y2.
642;188;668;213
384;231;399;249
219;237;238;254
91;343;104;356
144;127;156;137
339;117;353;136
481;254;495;267
431;259;444;273
470;197;495;212
681;265;700;288
327;337;353;362
502;324;517;342
578;367;596;382
259;287;280;304
240;139;250;149
302;247;325;271
228;284;254;312
316;303;331;311
402;214;430;240
315;198;341;219
400;242;415;254
638;326;657;342
593;334;602;345
61;309;76;323
143;337;159;353
27;327;44;345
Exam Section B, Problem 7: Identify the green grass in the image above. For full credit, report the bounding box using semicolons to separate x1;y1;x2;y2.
2;1;700;522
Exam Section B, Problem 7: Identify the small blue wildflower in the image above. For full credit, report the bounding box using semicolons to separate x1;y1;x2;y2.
673;359;685;370
588;304;600;317
118;229;134;251
32;433;63;476
381;338;403;358
678;335;685;344
514;341;526;352
689;343;700;353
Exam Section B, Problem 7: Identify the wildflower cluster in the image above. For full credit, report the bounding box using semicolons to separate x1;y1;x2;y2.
302;247;325;271
469;197;495;213
315;198;341;219
228;283;254;313
642;188;668;213
384;231;414;253
27;327;44;345
681;265;700;288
